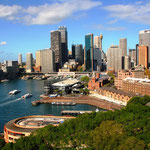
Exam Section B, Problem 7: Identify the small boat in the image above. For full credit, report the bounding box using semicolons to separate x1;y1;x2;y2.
21;93;32;99
9;90;21;95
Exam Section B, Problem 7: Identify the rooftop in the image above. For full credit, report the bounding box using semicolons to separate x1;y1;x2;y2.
101;87;137;97
5;115;75;133
52;78;80;87
124;77;150;84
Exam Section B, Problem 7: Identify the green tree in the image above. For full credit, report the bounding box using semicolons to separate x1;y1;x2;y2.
118;137;146;150
0;139;5;149
91;121;124;150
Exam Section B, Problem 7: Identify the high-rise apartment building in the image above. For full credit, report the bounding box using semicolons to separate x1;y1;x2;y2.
58;26;68;64
26;53;33;73
119;38;127;56
75;44;84;65
139;30;150;67
51;30;61;70
85;34;94;71
107;45;123;72
18;54;22;65
138;46;148;68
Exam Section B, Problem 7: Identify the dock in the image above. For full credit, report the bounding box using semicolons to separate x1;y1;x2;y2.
51;102;76;106
61;110;92;115
31;96;123;110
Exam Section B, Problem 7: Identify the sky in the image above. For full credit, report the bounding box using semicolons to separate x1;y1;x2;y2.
0;0;150;62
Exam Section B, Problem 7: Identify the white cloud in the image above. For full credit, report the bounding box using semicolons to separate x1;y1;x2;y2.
0;0;101;25
104;2;150;25
0;5;21;18
108;19;118;24
92;24;126;31
0;41;7;45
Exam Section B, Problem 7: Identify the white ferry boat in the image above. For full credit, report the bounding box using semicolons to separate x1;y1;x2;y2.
9;90;21;95
21;93;32;99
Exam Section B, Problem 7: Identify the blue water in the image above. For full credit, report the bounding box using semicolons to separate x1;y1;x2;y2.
0;79;99;132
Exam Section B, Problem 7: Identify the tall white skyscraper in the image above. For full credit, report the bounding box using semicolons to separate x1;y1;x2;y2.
94;34;103;50
36;49;55;73
119;38;127;56
26;53;33;73
107;45;123;72
18;53;22;65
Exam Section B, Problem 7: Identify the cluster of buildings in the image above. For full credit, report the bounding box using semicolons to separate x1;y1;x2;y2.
13;26;106;74
107;30;150;73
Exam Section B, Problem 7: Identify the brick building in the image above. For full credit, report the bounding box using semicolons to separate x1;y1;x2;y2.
123;78;150;96
115;70;145;90
96;87;135;105
88;73;109;90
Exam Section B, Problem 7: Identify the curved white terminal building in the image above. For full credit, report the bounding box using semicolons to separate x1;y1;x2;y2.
4;115;75;143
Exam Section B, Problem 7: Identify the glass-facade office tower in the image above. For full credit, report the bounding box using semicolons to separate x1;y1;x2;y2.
58;26;68;64
51;30;62;71
85;34;94;71
75;44;84;65
72;44;75;59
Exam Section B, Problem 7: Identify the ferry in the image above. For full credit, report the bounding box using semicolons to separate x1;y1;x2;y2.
21;93;32;99
9;90;21;95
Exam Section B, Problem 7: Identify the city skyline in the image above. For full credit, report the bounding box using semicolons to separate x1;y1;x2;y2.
0;0;150;61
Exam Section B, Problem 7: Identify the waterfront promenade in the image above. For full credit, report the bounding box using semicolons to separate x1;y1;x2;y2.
32;95;123;110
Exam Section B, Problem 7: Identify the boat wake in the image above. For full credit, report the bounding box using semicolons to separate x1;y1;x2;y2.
0;98;22;107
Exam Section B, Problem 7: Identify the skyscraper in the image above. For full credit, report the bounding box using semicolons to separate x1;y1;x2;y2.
26;53;33;73
75;44;84;65
138;46;148;68
122;55;131;70
129;49;136;63
94;34;103;50
119;38;127;56
93;48;102;71
139;30;150;67
36;49;55;73
107;45;123;72
94;36;99;49
136;44;139;65
58;26;68;64
85;34;94;71
51;30;62;71
72;44;75;59
18;53;22;65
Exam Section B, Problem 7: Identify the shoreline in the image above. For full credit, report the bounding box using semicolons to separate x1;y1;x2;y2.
32;95;123;111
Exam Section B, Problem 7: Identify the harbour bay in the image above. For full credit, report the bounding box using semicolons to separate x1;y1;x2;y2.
0;79;98;133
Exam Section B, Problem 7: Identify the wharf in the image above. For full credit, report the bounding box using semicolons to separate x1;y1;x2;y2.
61;110;92;115
32;95;123;110
51;102;76;106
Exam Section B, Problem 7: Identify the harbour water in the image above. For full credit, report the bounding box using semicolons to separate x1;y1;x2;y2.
0;79;101;132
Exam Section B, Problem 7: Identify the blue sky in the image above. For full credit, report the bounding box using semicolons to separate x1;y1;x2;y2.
0;0;150;62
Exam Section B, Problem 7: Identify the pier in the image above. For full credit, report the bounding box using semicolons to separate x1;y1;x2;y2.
61;110;92;116
32;95;123;110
